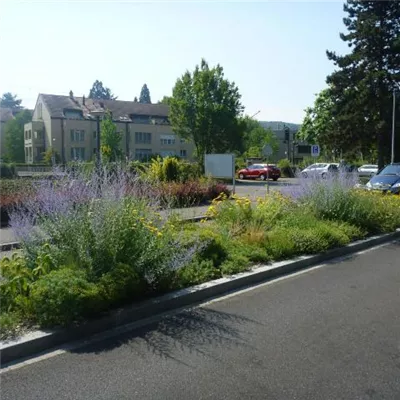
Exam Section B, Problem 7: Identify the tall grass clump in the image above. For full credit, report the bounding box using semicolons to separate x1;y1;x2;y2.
283;171;400;233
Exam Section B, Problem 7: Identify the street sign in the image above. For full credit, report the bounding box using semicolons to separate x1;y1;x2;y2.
262;144;273;157
311;145;320;157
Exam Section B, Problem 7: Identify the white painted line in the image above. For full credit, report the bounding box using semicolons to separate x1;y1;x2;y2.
1;239;397;373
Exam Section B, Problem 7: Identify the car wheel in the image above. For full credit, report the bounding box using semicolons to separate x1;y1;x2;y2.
273;177;278;181
259;174;266;181
239;173;245;180
321;172;327;179
302;172;308;178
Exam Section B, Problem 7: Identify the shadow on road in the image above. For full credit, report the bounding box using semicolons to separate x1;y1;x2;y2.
71;307;262;366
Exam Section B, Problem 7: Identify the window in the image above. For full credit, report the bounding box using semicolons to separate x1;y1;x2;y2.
135;132;151;144
70;129;85;142
37;103;42;119
70;147;85;160
180;138;186;144
25;131;28;140
93;131;97;139
160;150;176;158
65;110;84;120
135;148;152;162
133;116;150;124
28;130;32;139
297;145;311;154
34;131;44;140
180;149;187;158
160;134;176;145
36;147;45;159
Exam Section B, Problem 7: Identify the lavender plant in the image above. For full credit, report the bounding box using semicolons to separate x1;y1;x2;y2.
9;163;197;289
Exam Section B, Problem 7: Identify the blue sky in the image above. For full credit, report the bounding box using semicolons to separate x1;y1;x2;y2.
1;1;348;123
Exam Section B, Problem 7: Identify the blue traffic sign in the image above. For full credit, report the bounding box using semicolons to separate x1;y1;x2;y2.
311;145;320;157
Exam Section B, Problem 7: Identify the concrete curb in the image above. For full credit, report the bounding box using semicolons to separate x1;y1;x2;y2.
0;242;21;252
1;229;400;365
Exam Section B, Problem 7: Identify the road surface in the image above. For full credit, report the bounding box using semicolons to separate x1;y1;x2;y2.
2;240;400;400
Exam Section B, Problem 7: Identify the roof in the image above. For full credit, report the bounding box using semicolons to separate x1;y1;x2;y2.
0;107;14;122
39;94;169;120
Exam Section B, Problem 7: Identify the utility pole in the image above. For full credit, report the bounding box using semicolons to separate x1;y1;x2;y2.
284;124;290;161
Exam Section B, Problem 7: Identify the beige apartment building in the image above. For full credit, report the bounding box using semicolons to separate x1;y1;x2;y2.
24;93;194;163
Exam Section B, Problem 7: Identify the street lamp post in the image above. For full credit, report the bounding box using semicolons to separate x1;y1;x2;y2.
391;86;399;164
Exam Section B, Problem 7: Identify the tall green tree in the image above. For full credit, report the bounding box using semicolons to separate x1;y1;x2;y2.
133;96;138;103
158;96;171;105
139;84;151;104
1;92;22;110
88;80;117;100
100;111;121;162
5;110;32;162
169;59;245;165
242;116;279;157
326;0;400;168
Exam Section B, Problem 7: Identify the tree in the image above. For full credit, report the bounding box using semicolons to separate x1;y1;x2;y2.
43;147;61;165
100;111;121;162
242;116;279;157
326;1;400;168
4;110;32;162
88;80;117;100
139;84;151;104
158;96;172;105
169;59;245;166
133;96;138;103
1;92;22;110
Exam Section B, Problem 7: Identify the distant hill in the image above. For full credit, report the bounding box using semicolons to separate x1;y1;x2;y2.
259;121;301;131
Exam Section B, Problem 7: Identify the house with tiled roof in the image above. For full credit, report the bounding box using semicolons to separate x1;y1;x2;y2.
24;92;194;163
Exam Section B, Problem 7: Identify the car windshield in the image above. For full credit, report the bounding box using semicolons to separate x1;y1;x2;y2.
378;164;400;176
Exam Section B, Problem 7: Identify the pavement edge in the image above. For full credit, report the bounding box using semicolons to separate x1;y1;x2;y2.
1;230;399;365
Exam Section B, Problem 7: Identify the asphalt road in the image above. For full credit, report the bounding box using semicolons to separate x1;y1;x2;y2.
2;241;400;400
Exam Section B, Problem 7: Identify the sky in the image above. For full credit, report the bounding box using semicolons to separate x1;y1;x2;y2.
0;0;349;124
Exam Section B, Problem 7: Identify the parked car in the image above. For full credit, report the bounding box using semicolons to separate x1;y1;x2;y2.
357;164;378;177
237;164;281;181
301;163;339;179
365;163;400;194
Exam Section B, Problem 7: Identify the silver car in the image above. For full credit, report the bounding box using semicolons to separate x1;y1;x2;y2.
301;163;339;179
358;164;378;177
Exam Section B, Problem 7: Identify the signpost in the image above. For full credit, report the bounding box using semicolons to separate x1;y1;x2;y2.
311;145;320;157
262;144;273;194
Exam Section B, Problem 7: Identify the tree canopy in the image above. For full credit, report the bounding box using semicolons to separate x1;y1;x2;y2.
5;110;32;162
100;111;121;162
88;80;117;100
323;0;400;167
169;59;244;165
139;84;151;104
1;92;22;110
242;116;279;158
158;96;172;105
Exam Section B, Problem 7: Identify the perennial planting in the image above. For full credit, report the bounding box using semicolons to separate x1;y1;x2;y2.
1;169;400;339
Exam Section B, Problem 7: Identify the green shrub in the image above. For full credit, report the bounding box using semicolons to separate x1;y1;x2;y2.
29;269;104;327
0;312;22;340
0;163;16;178
277;159;294;177
97;263;147;306
162;157;180;182
220;254;250;275
176;259;221;288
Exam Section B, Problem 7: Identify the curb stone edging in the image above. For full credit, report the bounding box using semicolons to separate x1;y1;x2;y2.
1;229;400;365
0;242;20;252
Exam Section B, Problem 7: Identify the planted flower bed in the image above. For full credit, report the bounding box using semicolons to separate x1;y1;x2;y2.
1;169;400;339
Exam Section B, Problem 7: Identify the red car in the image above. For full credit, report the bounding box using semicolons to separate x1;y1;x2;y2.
238;164;281;181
